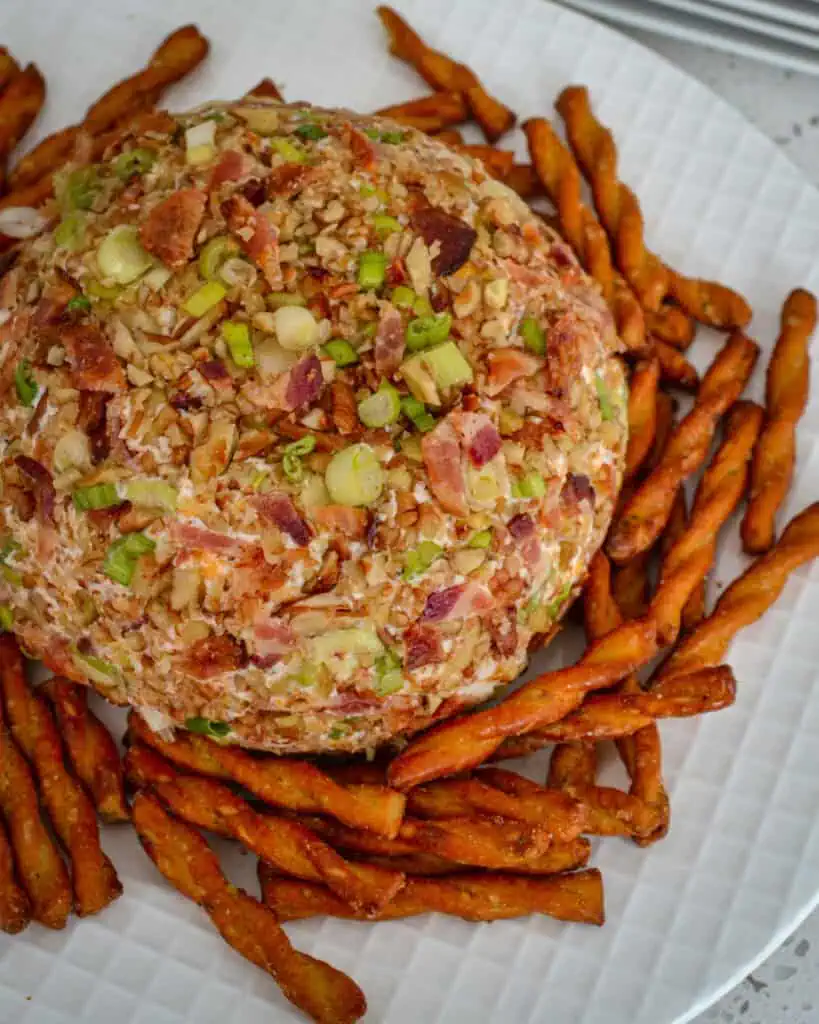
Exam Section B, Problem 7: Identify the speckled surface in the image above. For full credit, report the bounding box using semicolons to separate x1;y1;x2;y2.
619;26;819;1024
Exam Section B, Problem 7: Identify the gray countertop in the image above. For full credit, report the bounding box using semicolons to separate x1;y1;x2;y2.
611;26;819;1024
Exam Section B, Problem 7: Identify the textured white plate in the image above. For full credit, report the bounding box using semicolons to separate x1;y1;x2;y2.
1;1;819;1022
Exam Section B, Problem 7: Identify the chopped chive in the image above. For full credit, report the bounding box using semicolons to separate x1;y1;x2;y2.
323;339;359;367
221;321;255;369
67;294;91;313
357;251;387;290
102;532;156;586
72;483;120;512
185;717;231;739
520;316;546;355
14;361;38;407
405;313;452;352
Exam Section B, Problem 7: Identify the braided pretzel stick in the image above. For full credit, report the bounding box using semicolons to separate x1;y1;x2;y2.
607;331;759;563
660;488;706;633
651;401;764;646
557;86;752;329
742;288;817;554
556;85;667;311
658;502;819;680
388;617;657;790
523;117;648;355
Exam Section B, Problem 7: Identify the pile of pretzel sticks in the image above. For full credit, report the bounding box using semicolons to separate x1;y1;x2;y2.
1;8;818;1023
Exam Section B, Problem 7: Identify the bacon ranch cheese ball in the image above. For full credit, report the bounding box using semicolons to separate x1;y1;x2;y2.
0;100;626;753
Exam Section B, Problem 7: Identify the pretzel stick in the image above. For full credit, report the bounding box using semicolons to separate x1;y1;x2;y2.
557;84;752;328
0;699;71;928
260;864;605;925
376;6;515;142
0;48;20;96
0;816;29;933
356;837;592;877
660;488;706;632
388;617;656;790
658;502;819;680
125;745;404;914
556;85;668;311
375;91;468;132
505;163;544;199
132;792;367;1024
607;331;759;563
546;741;597;789
523;116;648;354
651;401;764;645
655;339;699;392
742;288;817;554
128;710;405;837
0;64;45;182
42;677;128;823
645;304;696;350
625;357;660;481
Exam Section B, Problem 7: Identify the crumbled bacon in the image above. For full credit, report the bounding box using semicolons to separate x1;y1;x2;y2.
346;125;376;169
15;455;55;523
562;473;595;510
485;347;541;397
489;609;519;657
422;582;494;622
422;418;468;516
313;505;368;539
411;206;477;276
223;194;282;288
285;353;323;410
77;391;109;463
374;306;405;376
507;513;535;540
209;150;247;192
62;324;126;392
140;188;206;269
404;624;443;670
171;522;247;556
182;634;247;680
466;420;501;467
267;163;311;197
253;615;296;658
254;493;312;547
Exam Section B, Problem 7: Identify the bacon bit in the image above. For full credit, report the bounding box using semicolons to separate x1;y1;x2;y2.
313;505;368;539
15;455;55;523
386;257;407;287
422;418;468;516
411;206;477;276
198;359;232;392
285;353;323;410
562;473;596;510
346;124;376;169
267;163;311;197
33;276;76;327
208;150;246;192
311;548;341;594
87;502;129;529
182;634;247;680
422;581;495;622
252;615;296;659
307;291;331;322
466;420;501;467
171;521;247;556
223;194;282;288
507;513;535;540
545;316;587;393
77;391;109;463
239;179;267;207
404;624;443;670
254;493;312;547
140;188;206;269
374;305;405;376
170;391;203;411
62;324;126;392
489;609;518;656
330;379;358;435
485;347;541;397
505;259;551;289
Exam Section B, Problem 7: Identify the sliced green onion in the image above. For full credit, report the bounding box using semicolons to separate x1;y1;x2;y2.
595;372;615;421
72;483;120;511
114;147;156;180
357;380;401;428
325;443;385;507
282;435;316;483
357;251;387;290
412;294;434;317
400;395;436;432
183;281;227;317
54;211;86;251
373;214;401;237
270;137;306;163
199;235;239;280
380;130;405;144
96;225;153;285
0;565;21;587
0;606;12;631
546;581;573;619
267;291;306;308
520;316;546;356
420;341;473;389
0;539;21;563
185;716;231;739
102;532;156;586
73;650;119;687
323;339;359;367
516;472;546;498
66;294;91;313
124;479;178;512
364;128;381;141
361;321;378;338
222;321;255;368
391;285;415;309
406;312;452;352
403;540;443;580
358;183;376;197
14;360;38;407
58;166;100;211
467;529;493;549
86;279;122;300
374;665;403;695
273;305;319;351
295;122;327;141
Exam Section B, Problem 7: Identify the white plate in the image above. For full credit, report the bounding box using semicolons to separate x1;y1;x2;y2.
1;1;819;1022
